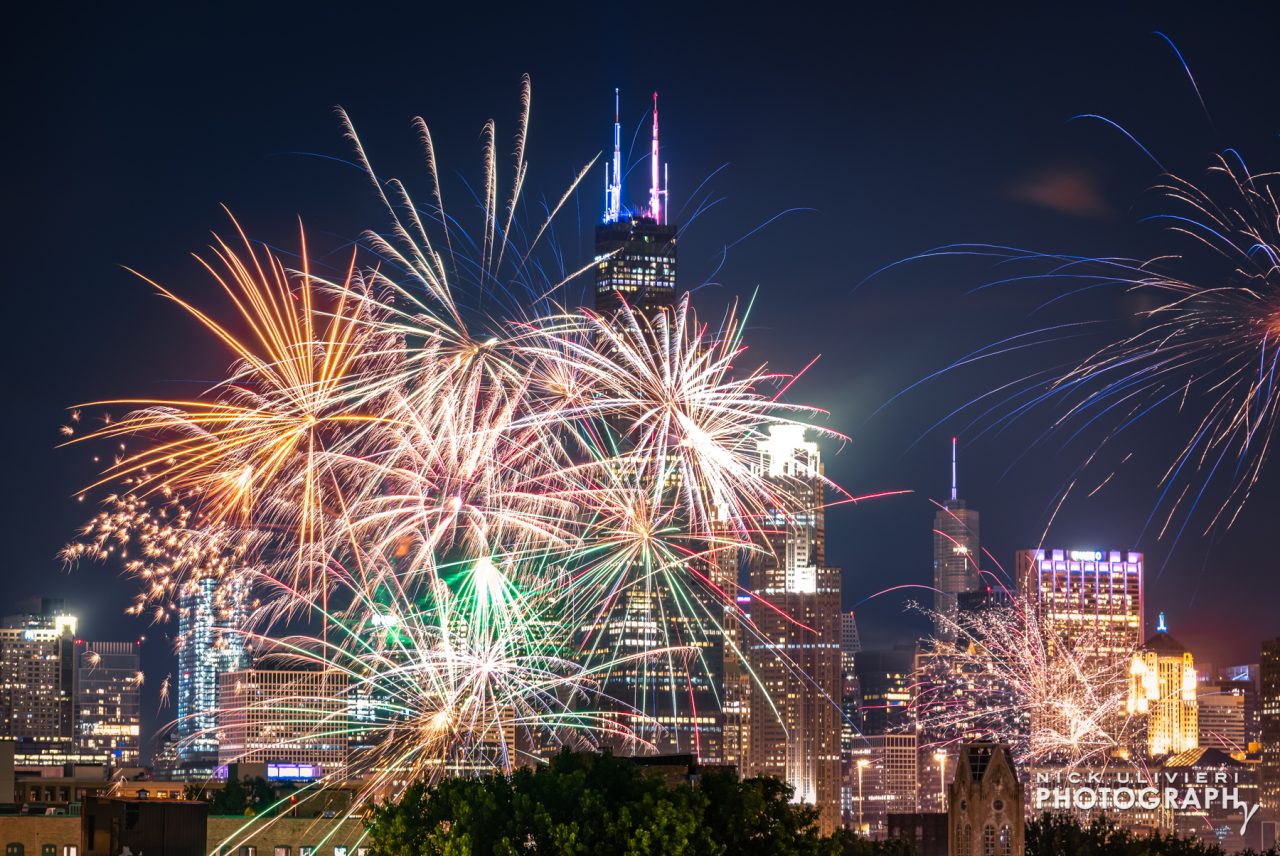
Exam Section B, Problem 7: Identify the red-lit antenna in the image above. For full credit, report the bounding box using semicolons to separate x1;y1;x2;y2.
648;92;666;224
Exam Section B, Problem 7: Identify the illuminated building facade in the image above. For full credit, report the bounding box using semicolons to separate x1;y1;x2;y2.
1015;548;1144;658
581;92;726;763
217;669;349;772
0;600;88;764
915;587;1024;763
1128;616;1198;758
1261;638;1280;821
747;425;842;833
1218;664;1263;747
578;583;725;761
173;577;249;778
721;587;752;771
1197;681;1248;754
850;733;918;837
933;439;980;642
77;640;141;766
1017;546;1143;755
911;640;1025;804
594;218;677;317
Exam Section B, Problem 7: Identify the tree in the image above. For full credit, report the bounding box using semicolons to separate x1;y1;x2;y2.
828;831;914;856
365;751;912;856
696;771;824;855
365;751;717;856
1025;812;1280;856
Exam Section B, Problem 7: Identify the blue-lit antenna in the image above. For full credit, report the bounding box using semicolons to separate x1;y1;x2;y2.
1157;611;1168;633
604;88;622;224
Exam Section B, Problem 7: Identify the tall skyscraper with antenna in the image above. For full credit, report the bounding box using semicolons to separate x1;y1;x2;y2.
593;92;676;317
933;438;980;641
578;92;728;763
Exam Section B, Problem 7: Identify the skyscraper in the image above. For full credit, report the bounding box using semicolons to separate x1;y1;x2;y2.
911;636;1025;784
721;588;752;772
1128;615;1198;758
580;92;725;762
1016;547;1143;759
0;599;81;764
594;91;675;318
1218;664;1263;747
747;425;842;833
849;733;918;836
171;577;249;778
1197;681;1247;753
1016;548;1143;659
933;439;979;641
77;640;141;766
1261;638;1280;821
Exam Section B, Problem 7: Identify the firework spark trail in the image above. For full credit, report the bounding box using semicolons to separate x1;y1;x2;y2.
894;151;1280;543
64;80;849;848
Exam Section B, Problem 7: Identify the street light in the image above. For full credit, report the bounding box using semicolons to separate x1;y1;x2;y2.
933;751;947;812
855;758;871;834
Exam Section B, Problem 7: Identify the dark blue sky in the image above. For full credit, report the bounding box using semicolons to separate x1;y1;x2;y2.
6;3;1278;747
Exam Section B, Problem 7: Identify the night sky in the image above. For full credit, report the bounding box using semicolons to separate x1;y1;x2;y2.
7;4;1278;750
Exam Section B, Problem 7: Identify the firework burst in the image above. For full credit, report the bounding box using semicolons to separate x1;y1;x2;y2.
64;79;841;849
896;147;1280;546
911;586;1137;770
1047;155;1280;534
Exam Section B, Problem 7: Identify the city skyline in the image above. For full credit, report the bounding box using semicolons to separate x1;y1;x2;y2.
2;4;1280;834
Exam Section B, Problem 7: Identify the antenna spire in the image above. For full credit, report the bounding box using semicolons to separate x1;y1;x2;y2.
950;437;958;502
604;88;622;224
648;91;665;224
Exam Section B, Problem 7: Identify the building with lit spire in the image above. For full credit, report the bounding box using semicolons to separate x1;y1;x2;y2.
1128;613;1199;758
578;91;727;764
933;438;980;641
593;91;676;318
